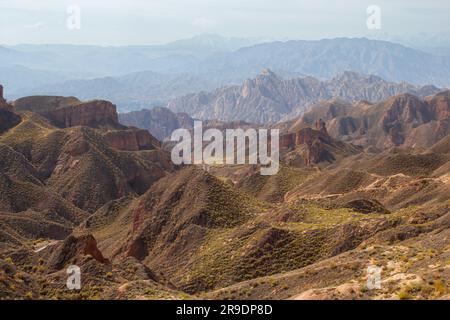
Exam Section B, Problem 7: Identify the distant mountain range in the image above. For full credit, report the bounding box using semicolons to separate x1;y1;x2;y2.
2;37;450;112
166;69;440;124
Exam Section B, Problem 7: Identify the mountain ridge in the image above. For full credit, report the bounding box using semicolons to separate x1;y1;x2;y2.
165;69;440;123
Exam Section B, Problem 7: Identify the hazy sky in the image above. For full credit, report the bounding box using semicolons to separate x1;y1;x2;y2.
0;0;449;45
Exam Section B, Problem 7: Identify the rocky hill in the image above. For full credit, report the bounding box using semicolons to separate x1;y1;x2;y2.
0;89;173;253
287;91;450;150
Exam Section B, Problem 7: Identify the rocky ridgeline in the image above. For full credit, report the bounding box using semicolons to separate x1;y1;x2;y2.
166;69;441;124
293;91;450;150
102;129;160;151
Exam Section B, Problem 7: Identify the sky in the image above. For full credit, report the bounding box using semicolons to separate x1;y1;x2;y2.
0;0;449;45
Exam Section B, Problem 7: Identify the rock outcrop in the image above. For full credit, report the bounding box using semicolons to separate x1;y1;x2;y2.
426;91;450;121
103;129;160;151
0;85;21;133
47;100;120;128
0;85;13;112
48;234;110;270
280;121;333;165
13;95;121;129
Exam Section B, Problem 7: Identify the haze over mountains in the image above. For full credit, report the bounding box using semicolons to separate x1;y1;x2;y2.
165;69;440;124
1;36;450;112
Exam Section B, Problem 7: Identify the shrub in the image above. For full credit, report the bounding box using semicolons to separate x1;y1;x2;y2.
398;290;412;300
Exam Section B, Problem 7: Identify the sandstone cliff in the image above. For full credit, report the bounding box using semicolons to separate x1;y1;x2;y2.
10;93;165;152
0;85;21;134
102;129;160;151
13;95;121;129
49;100;120;128
0;85;13;112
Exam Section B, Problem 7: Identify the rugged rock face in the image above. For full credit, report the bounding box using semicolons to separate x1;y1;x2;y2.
102;129;160;151
167;70;440;123
280;121;333;165
48;234;109;270
0;85;21;133
0;85;13;112
12;95;121;129
426;91;450;121
47;100;120;128
381;94;431;146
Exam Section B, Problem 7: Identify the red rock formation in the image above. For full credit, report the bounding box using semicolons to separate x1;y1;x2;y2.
280;122;332;165
378;93;450;147
280;133;295;149
294;91;450;150
81;235;110;264
48;100;119;128
426;91;450;121
49;234;110;270
0;85;21;133
0;85;14;112
315;118;326;131
103;129;160;151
